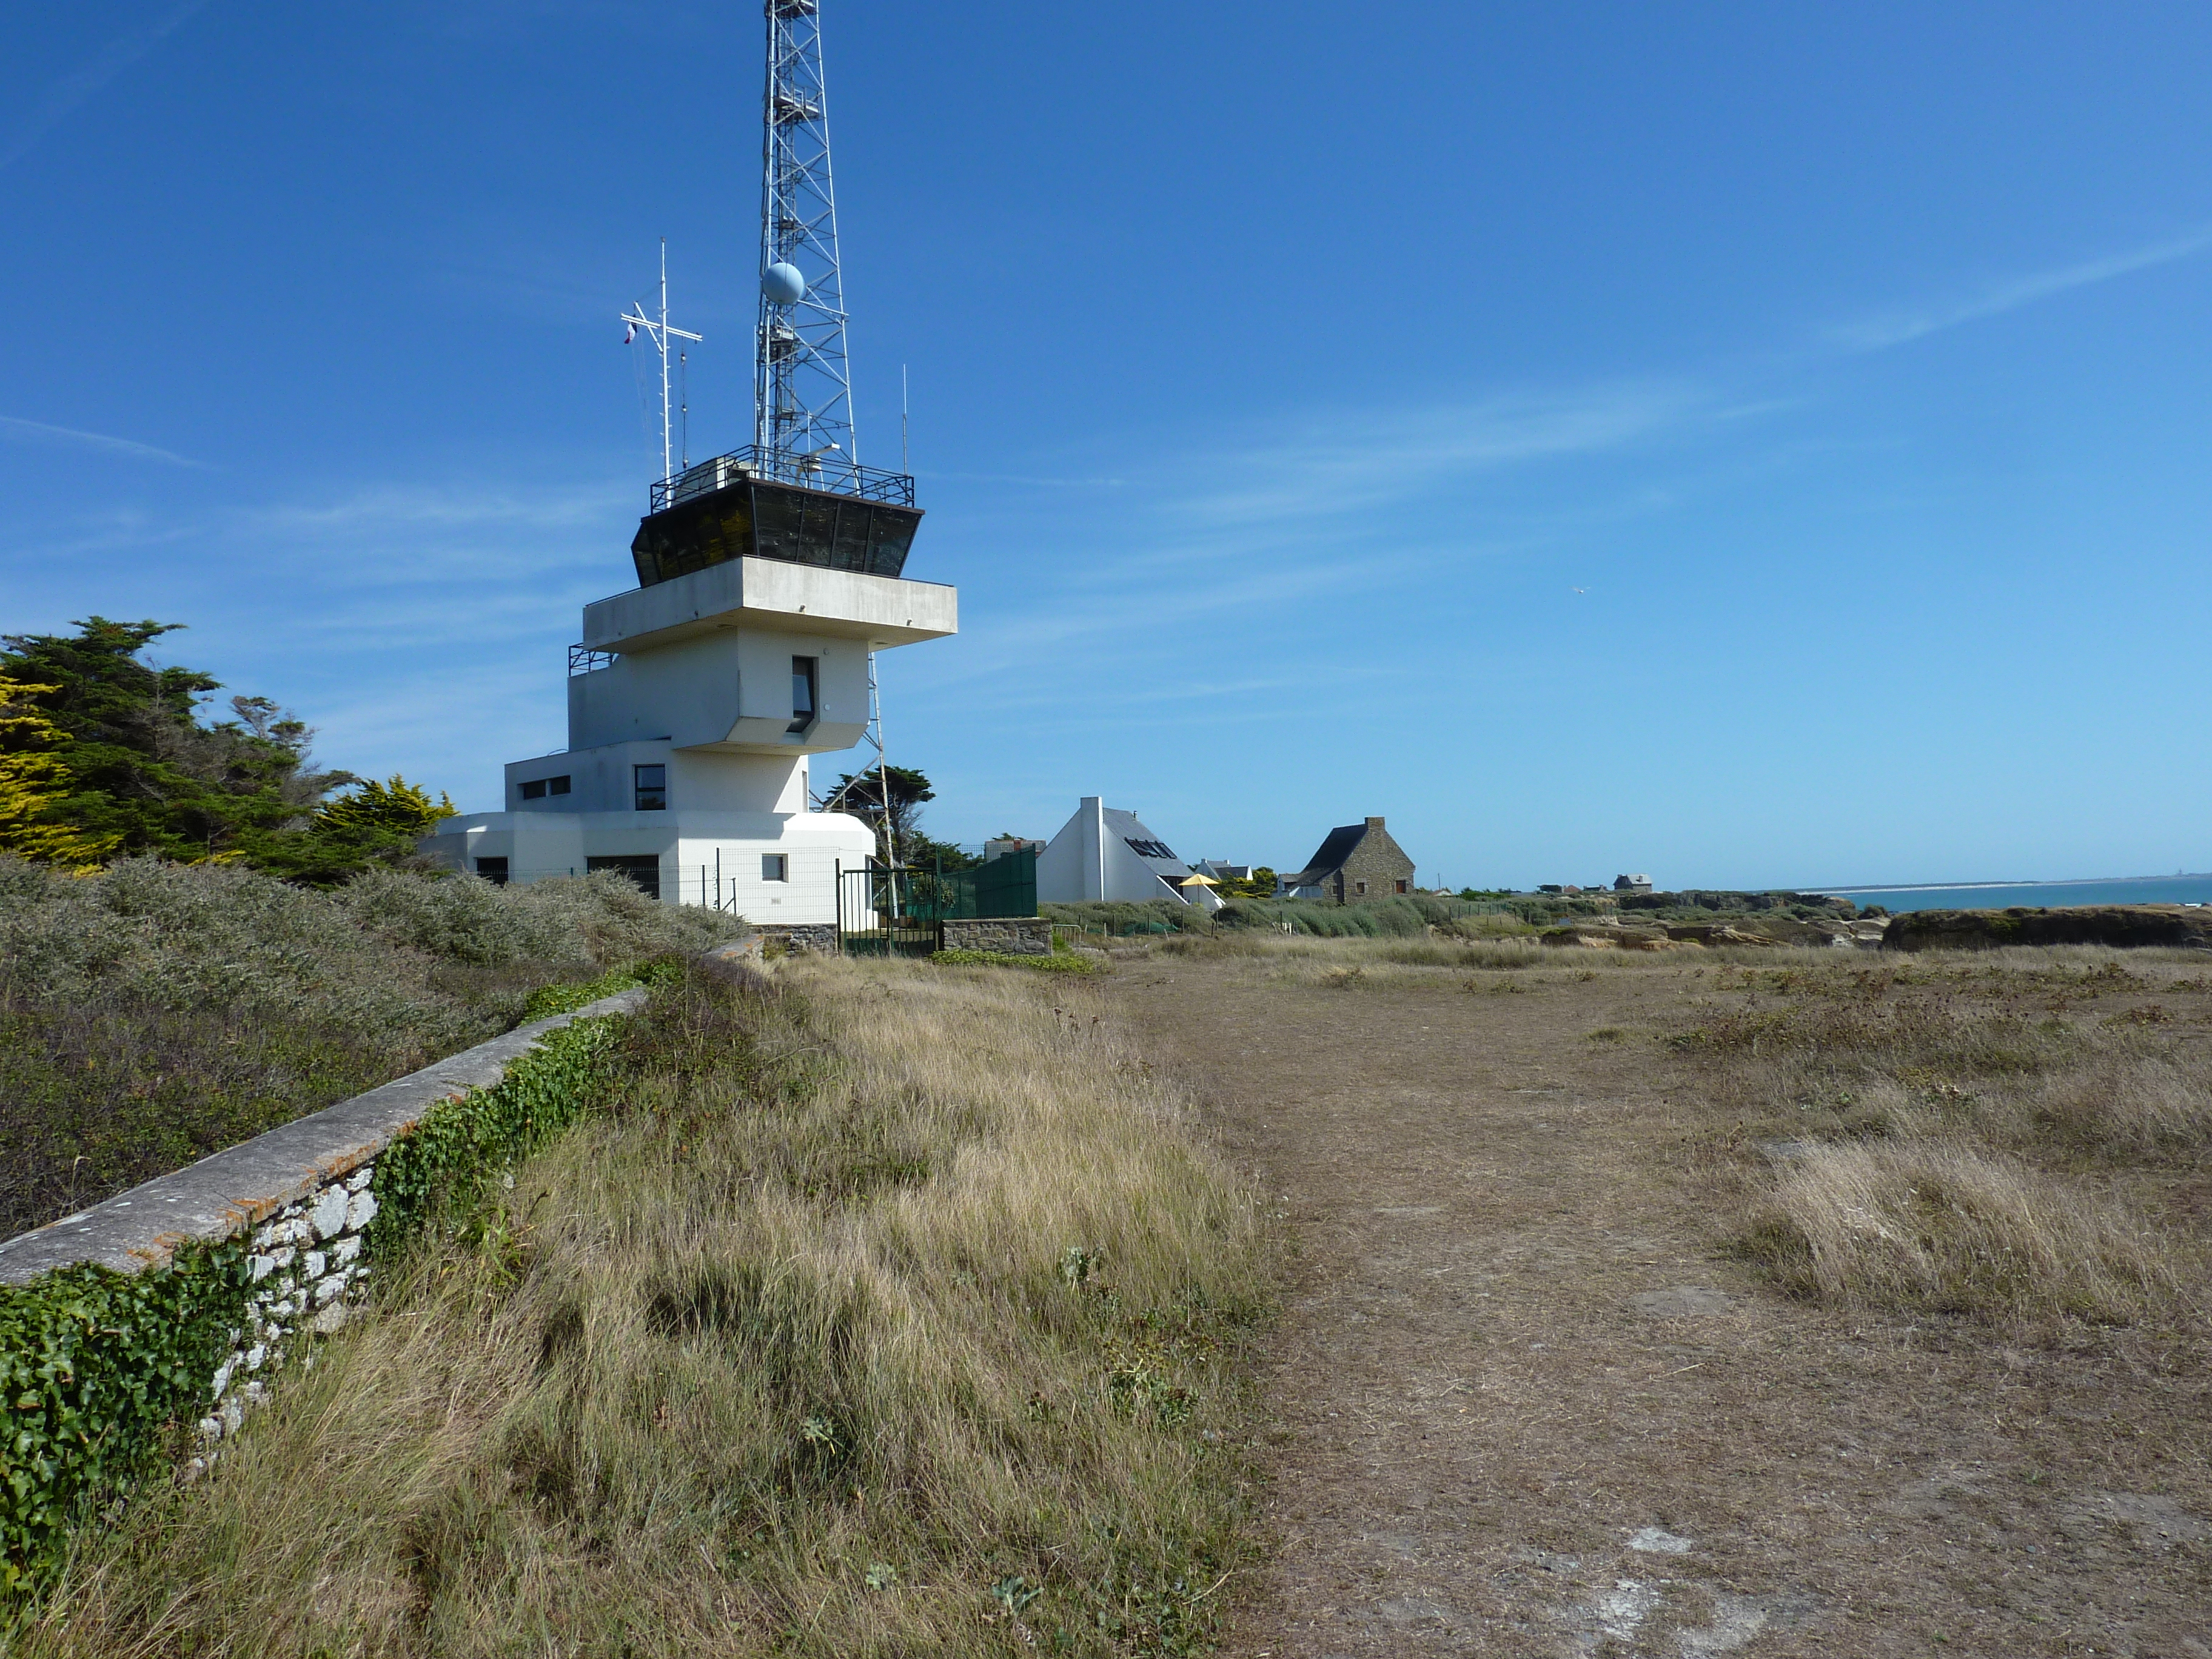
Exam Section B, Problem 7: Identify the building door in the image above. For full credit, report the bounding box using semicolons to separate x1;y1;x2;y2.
586;854;663;901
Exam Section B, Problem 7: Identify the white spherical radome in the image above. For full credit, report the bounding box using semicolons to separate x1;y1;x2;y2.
761;262;807;304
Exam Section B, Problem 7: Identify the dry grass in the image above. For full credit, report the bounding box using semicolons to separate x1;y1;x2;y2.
1669;945;2212;1333
1735;1138;2176;1324
27;957;1264;1658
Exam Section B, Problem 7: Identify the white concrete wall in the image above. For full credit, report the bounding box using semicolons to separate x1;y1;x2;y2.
566;631;866;757
581;556;956;655
420;807;873;924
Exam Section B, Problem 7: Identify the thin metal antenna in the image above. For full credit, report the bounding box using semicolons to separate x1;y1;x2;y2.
620;238;703;488
679;348;689;469
901;364;909;474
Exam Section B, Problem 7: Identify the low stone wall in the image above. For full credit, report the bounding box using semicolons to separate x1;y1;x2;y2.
0;985;648;1491
759;922;839;955
942;917;1055;956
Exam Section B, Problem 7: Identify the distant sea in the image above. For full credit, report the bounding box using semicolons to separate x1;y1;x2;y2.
1811;876;2212;914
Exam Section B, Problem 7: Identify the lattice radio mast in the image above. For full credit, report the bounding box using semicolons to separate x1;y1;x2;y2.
757;0;855;473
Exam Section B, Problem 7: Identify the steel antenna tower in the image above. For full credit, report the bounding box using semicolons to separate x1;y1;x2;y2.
757;0;855;474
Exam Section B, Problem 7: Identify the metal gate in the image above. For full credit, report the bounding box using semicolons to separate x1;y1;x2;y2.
835;860;941;957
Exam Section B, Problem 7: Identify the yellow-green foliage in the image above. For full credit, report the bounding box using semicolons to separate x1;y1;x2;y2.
313;773;455;839
27;959;1265;1657
0;675;117;871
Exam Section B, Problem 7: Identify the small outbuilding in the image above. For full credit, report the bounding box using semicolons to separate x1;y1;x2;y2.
1276;816;1416;903
1614;873;1654;894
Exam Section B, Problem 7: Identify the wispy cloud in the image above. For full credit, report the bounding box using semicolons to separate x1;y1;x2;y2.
1832;226;2212;351
245;480;631;535
0;1;210;173
1182;381;1705;527
0;414;199;466
919;471;1128;489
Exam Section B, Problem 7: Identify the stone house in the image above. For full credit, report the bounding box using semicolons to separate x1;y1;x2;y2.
1276;816;1416;903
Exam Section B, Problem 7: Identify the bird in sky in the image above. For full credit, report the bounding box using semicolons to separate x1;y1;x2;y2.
1572;586;1587;595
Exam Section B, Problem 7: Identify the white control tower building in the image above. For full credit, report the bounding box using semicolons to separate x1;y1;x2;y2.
421;1;954;923
420;503;954;919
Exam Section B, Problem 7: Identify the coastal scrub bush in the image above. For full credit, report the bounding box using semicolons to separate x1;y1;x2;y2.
0;858;737;1237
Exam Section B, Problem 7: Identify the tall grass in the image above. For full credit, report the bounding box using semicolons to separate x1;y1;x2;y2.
27;956;1264;1658
1674;948;2211;1331
0;857;737;1236
1736;1139;2174;1325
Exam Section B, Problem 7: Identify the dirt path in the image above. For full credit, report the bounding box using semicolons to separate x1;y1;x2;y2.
1108;956;2209;1659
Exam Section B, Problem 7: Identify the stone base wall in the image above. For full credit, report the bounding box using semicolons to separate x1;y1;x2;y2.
942;917;1054;956
198;1168;381;1460
759;922;839;955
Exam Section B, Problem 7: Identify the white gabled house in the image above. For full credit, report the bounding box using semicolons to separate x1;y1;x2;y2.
1035;797;1222;911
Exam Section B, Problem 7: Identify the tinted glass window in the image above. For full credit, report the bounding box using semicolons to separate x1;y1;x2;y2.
548;775;571;796
520;779;546;800
788;657;817;734
634;764;667;811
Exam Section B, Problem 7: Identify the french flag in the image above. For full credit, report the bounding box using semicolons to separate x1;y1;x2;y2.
623;321;635;344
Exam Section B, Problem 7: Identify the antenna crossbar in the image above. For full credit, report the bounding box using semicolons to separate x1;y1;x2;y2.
620;238;704;489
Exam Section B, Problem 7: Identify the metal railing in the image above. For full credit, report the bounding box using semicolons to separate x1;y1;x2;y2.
568;645;616;676
649;444;916;513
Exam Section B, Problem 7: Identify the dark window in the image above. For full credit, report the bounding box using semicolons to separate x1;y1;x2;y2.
586;854;661;900
788;656;817;734
762;853;788;882
1395;879;1409;894
1355;880;1369;896
634;763;667;811
520;779;546;800
548;774;571;796
475;856;509;886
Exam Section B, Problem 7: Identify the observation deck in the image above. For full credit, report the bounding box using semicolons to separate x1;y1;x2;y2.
631;444;922;589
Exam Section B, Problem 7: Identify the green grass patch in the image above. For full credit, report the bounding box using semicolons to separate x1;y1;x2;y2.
931;948;1102;974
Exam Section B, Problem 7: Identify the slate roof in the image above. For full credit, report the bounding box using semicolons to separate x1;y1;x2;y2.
1279;823;1369;890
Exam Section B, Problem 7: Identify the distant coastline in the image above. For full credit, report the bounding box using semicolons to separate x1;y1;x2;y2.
1805;874;2212;914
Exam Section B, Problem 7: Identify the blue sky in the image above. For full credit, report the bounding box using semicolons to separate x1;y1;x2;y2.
5;2;2210;890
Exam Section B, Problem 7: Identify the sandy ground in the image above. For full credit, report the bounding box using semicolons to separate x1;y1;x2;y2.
1106;953;2211;1659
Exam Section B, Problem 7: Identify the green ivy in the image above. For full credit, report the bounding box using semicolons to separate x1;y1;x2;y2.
521;957;686;1022
367;1013;627;1250
0;1239;252;1594
0;999;644;1599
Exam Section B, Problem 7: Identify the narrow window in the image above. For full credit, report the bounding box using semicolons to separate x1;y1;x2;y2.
520;778;546;800
548;775;571;796
1395;879;1409;894
1355;879;1369;896
475;856;509;886
788;655;817;734
762;853;789;882
634;763;667;811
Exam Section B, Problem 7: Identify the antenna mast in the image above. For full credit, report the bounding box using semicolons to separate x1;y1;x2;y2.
757;0;855;470
620;239;703;488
